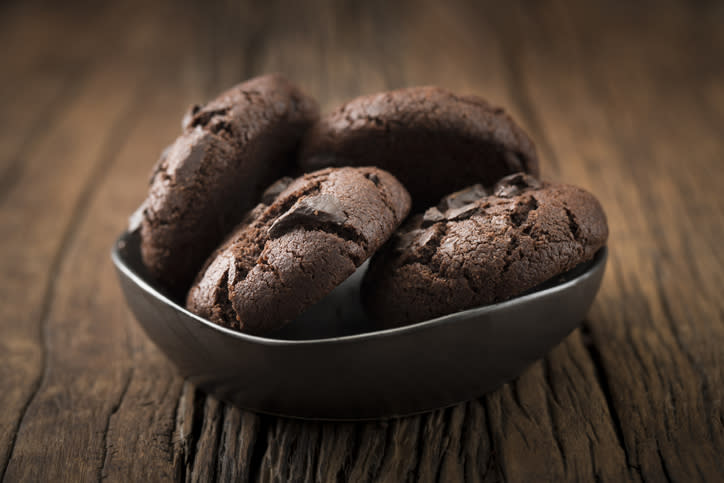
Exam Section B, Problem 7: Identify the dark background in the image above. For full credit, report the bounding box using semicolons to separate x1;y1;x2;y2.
1;0;723;481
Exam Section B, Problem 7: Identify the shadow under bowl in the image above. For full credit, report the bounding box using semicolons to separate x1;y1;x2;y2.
112;230;607;420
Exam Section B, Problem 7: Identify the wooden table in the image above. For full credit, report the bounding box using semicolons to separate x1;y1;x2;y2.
2;0;722;481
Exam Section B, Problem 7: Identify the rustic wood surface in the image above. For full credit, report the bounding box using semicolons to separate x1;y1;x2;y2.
1;0;722;481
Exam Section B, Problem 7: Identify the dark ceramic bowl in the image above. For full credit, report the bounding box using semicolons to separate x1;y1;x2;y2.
112;230;607;420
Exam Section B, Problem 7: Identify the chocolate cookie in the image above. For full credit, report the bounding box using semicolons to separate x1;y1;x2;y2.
299;86;539;208
186;167;411;335
362;173;608;327
135;75;319;297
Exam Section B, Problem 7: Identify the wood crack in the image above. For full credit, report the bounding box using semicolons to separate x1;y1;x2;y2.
481;398;501;481
542;360;567;473
433;409;454;482
413;417;427;482
210;402;226;482
185;389;207;479
457;403;469;478
98;367;135;481
247;416;271;482
0;361;43;482
656;447;674;483
171;383;194;482
98;283;138;481
579;324;637;473
339;425;363;481
653;253;715;441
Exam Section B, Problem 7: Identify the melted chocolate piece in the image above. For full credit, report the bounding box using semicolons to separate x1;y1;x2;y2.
494;172;542;198
421;207;445;226
446;203;480;221
396;227;423;252
365;172;380;186
181;104;202;130
268;194;347;238
437;184;488;211
418;184;488;224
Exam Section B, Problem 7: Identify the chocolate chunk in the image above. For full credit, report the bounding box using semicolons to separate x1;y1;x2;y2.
268;194;348;238
438;184;488;211
261;176;294;205
181;104;202;130
396;226;438;253
423;185;487;225
422;207;445;226
396;227;423;252
446;203;480;221
365;172;381;185
494;172;542;198
189;107;232;131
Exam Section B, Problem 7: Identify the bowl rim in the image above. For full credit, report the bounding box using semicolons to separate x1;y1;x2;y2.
112;231;608;347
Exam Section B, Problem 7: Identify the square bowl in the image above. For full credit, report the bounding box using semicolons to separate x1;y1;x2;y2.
112;230;607;420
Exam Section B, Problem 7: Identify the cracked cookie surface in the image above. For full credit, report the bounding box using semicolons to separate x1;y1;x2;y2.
136;74;319;297
299;86;539;209
362;173;608;327
186;167;411;335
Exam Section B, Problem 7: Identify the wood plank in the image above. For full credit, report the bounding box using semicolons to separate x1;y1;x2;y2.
1;0;722;480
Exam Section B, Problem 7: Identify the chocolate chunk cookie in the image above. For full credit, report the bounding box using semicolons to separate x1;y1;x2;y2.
362;173;608;327
186;167;411;335
299;86;539;208
135;75;319;297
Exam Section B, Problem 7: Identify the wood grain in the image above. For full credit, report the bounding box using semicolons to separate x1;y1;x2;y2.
1;0;722;481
